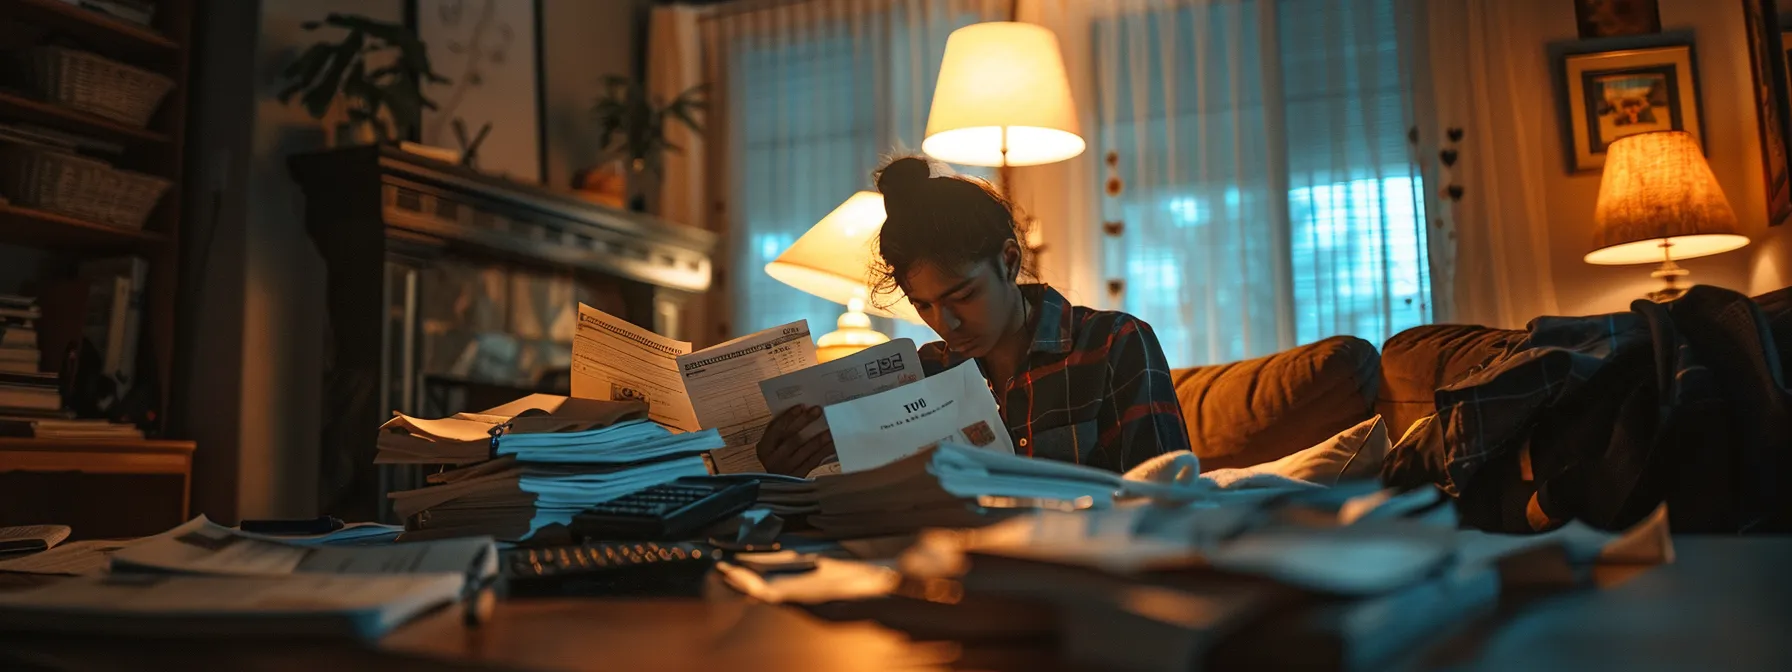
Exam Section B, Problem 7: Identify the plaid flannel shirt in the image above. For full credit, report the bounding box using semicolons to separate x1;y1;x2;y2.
919;285;1191;473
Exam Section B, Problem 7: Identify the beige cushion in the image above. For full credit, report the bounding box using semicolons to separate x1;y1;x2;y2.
1203;415;1389;487
1172;335;1380;471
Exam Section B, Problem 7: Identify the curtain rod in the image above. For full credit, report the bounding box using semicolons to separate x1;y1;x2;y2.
694;0;1018;24
695;0;859;23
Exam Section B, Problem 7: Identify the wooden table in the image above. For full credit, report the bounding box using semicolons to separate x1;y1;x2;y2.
0;538;1787;671
0;438;196;519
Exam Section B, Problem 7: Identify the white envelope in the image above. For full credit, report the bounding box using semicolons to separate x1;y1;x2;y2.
824;361;1014;472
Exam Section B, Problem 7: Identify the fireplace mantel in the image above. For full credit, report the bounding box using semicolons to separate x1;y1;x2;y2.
289;145;715;293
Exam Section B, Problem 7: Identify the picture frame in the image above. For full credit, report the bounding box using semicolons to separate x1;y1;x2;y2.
1562;45;1702;171
408;0;547;183
1744;0;1792;227
1574;0;1662;39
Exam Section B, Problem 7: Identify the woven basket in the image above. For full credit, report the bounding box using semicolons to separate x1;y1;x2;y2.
0;142;171;229
19;46;174;127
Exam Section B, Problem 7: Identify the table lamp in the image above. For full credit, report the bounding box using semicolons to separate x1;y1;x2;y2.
922;21;1085;170
765;192;922;362
1586;130;1749;301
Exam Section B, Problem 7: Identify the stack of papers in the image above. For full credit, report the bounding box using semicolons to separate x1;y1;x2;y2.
376;393;651;464
383;394;723;541
0;573;465;640
808;443;1130;538
391;455;714;541
0;516;493;640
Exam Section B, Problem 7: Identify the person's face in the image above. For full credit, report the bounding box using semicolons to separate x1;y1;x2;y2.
898;242;1023;358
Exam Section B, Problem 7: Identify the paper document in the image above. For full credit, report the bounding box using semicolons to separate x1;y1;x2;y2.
571;304;699;431
111;517;495;580
824;361;1014;472
0;573;464;640
677;320;818;446
710;443;769;475
0;539;135;576
759;338;922;442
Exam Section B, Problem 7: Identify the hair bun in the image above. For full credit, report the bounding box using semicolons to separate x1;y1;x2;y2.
876;157;931;195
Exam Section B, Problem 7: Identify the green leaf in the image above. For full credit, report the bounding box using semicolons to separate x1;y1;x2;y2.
300;30;363;118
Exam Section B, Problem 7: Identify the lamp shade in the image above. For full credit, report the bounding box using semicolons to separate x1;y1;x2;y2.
1586;131;1749;265
764;192;923;324
921;22;1085;167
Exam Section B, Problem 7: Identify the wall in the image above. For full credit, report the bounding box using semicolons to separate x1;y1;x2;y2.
540;0;649;190
1514;0;1771;316
182;0;641;521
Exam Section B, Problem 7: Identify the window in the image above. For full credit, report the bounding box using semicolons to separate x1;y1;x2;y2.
720;4;1006;346
1095;0;1429;367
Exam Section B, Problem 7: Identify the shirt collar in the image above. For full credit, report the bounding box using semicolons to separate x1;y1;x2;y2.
1024;284;1075;356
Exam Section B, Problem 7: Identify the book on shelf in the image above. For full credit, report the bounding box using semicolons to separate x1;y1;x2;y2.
0;383;61;411
79;257;146;410
0;326;35;349
0;370;55;387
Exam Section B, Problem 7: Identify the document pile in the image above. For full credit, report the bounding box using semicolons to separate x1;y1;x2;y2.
0;517;496;640
379;393;723;541
808;442;1129;538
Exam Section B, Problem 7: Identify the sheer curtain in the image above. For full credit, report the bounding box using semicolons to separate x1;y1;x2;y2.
1028;0;1431;367
700;0;1008;346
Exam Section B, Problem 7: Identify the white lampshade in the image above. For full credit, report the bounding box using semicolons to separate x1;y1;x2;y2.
1586;131;1749;265
921;22;1085;167
764;192;923;324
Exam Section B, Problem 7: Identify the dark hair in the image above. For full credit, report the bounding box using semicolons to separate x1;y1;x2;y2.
870;157;1025;307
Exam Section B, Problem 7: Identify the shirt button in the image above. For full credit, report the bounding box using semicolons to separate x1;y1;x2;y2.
1018;438;1029;448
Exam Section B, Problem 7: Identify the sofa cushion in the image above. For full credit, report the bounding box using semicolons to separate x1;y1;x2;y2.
1375;324;1520;441
1203;414;1390;487
1171;335;1379;471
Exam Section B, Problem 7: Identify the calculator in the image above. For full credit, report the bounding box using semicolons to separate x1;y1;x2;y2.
568;477;760;541
501;541;715;597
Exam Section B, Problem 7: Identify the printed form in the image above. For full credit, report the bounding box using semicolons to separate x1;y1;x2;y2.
825;361;1014;472
677;320;817;446
758;338;923;441
571;303;700;431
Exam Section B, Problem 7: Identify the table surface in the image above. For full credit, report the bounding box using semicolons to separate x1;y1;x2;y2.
1;537;1788;671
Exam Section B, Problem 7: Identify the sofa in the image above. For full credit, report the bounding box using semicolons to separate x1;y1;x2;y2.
1172;285;1792;471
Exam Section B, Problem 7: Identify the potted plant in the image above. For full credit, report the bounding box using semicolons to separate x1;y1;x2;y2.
591;75;706;212
277;14;449;145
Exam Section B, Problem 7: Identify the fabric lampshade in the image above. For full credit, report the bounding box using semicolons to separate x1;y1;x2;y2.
764;192;922;324
1586;131;1749;265
921;22;1085;167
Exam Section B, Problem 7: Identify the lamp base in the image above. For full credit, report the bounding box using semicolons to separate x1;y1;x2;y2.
1647;258;1691;303
816;299;890;363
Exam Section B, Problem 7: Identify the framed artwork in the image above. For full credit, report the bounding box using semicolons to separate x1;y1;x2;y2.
410;0;545;183
1574;0;1662;39
1562;45;1701;171
1744;0;1792;227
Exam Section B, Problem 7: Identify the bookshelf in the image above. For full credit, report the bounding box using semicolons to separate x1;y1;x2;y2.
0;0;195;534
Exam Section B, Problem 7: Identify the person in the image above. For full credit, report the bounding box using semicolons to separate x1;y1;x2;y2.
755;157;1192;475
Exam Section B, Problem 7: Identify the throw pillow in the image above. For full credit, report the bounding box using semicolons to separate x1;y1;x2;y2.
1204;414;1389;488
